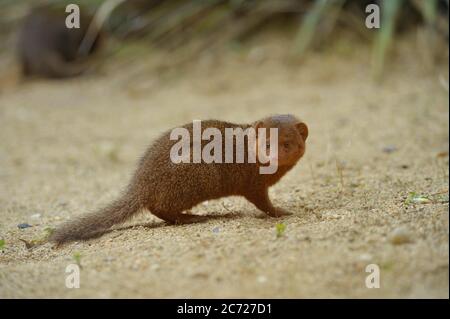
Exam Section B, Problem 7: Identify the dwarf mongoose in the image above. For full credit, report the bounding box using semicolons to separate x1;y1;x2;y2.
50;114;308;244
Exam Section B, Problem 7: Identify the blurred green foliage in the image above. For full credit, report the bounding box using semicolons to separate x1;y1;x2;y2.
0;0;447;79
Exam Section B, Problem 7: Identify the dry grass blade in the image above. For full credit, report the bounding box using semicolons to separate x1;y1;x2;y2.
292;0;344;56
149;0;225;45
371;0;403;80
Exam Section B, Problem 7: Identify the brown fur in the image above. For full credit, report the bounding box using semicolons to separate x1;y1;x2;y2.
50;114;308;245
17;6;103;79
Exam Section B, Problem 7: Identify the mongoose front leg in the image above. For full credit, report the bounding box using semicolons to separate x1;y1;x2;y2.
246;188;292;218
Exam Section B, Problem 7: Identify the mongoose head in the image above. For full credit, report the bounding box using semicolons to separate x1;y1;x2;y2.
254;114;308;168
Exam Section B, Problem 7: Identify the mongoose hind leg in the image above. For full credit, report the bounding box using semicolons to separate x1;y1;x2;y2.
172;213;209;225
150;208;208;225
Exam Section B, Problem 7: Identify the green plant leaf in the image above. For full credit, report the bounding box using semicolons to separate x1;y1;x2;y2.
73;252;82;266
405;192;431;205
275;223;286;238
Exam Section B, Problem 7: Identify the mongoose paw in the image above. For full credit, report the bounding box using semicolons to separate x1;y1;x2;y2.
172;214;208;225
268;208;293;218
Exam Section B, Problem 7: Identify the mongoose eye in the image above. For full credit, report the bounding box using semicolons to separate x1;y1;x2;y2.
283;142;290;148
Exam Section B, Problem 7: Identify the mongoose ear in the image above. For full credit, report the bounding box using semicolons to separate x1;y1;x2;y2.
296;122;308;141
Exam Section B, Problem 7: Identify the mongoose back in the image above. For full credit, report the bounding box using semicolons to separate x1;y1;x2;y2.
50;114;308;245
17;5;103;78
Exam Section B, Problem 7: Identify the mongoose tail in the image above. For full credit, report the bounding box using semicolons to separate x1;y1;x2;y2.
49;194;141;245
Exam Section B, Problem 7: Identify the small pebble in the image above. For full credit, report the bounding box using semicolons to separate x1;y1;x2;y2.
30;213;41;219
17;223;32;229
382;145;397;153
212;226;220;233
57;201;68;207
191;272;209;279
104;256;115;263
358;253;372;262
247;47;266;64
257;275;267;284
389;226;413;245
151;263;160;271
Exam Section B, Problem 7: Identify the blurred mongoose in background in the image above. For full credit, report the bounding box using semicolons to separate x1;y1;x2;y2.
50;114;308;245
17;6;103;78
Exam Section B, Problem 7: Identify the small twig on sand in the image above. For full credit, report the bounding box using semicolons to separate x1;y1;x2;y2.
335;158;345;193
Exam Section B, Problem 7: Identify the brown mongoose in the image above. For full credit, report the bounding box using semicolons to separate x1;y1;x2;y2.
17;5;103;78
50;114;308;245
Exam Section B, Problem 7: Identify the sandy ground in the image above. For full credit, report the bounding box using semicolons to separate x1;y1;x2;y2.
0;35;448;298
